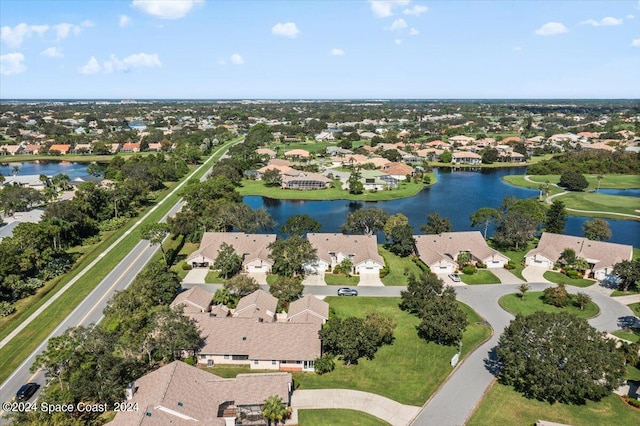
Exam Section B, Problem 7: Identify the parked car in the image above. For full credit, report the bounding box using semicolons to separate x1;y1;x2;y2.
448;273;461;282
16;383;39;401
337;287;358;296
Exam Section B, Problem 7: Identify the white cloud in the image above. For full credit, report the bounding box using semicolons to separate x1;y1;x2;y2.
41;47;63;58
1;23;49;48
230;53;244;64
627;15;635;19
514;46;523;51
271;22;300;38
1;53;26;75
534;22;569;36
403;5;428;16
370;0;410;18
330;48;345;56
395;38;402;45
78;56;101;74
581;17;623;27
78;53;161;74
631;39;640;47
81;20;94;28
53;23;81;41
409;27;419;36
120;15;131;27
386;18;408;31
131;0;204;20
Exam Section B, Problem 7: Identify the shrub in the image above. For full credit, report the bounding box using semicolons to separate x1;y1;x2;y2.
181;262;192;271
184;357;197;366
314;354;335;375
624;396;640;409
504;262;516;270
543;283;570;307
98;216;129;232
0;301;16;317
380;265;390;278
411;256;430;272
476;261;487;269
462;265;476;275
565;269;582;279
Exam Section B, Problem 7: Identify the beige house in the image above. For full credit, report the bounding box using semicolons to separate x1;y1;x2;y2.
452;151;482;164
414;231;510;274
524;232;633;280
305;233;385;275
284;149;311;159
233;289;278;322
170;287;213;314
110;360;292;425
186;232;276;273
287;295;329;326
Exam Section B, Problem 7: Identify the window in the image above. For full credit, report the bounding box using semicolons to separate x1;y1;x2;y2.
232;355;249;361
224;355;230;360
272;360;277;365
254;360;259;365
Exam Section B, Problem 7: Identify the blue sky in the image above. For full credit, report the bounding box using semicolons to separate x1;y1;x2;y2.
1;0;639;99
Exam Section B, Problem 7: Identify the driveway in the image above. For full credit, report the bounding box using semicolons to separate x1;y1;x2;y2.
521;266;551;283
489;268;525;285
182;268;208;284
247;271;267;285
358;271;384;286
292;389;420;426
302;271;326;286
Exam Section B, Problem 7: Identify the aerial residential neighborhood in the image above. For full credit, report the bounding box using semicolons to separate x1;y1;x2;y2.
1;1;640;426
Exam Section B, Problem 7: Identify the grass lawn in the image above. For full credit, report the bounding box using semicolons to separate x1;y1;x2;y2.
611;288;640;297
205;271;225;283
290;297;491;406
490;242;533;281
237;178;429;202
627;365;640;382
611;330;640;343
559;192;640;218
324;274;359;286
505;174;640;190
298;409;390;426
629;303;640;316
543;271;597;288
378;246;424;286
467;382;639;426
460;270;501;285
499;292;600;319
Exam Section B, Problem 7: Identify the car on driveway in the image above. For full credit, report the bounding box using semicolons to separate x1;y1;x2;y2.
337;287;358;296
448;273;461;282
16;383;39;401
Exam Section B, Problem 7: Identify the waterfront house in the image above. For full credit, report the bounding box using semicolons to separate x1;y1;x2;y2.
186;232;276;272
305;233;385;276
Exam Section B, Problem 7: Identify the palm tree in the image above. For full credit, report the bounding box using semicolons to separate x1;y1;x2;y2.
596;174;603;193
261;395;289;426
11;165;20;175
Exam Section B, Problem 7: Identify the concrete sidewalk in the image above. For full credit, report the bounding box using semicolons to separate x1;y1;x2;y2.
292;389;421;426
611;294;640;305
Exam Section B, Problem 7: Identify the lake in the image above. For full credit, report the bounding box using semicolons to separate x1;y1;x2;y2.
244;167;640;248
0;160;90;179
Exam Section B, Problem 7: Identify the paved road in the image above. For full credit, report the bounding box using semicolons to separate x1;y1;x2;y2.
0;140;239;423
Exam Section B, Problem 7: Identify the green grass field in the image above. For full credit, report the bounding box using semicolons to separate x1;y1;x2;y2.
490;242;533;281
498;292;600;319
237;177;431;202
378;246;424;286
460;270;501;285
324;274;359;286
506;174;640;190
611;330;640;343
543;271;597;288
467;382;639;426
298;409;390;426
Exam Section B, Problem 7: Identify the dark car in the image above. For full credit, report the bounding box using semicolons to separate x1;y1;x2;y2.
337;287;358;296
16;383;39;401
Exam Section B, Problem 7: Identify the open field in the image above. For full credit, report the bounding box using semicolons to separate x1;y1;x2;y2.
498;291;600;319
467;382;639;426
298;409;390;426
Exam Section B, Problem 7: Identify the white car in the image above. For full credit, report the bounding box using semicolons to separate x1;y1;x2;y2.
448;273;461;282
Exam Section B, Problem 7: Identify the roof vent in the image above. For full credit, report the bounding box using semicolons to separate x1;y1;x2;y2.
242;336;247;341
178;402;183;407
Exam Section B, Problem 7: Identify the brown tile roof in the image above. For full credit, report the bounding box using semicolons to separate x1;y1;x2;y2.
287;295;329;325
452;151;482;159
234;289;278;321
525;232;632;272
414;232;509;267
307;233;384;267
49;144;71;153
170;287;213;313
188;315;322;361
111;361;291;425
186;232;276;267
383;162;414;176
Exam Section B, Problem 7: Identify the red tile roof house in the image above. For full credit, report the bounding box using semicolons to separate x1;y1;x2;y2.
524;232;633;280
110;360;292;425
186;232;276;273
414;232;510;274
382;162;414;180
48;144;71;155
121;142;141;152
305;233;385;276
0;144;23;155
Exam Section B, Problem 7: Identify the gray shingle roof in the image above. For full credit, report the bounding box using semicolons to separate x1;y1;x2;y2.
186;232;276;267
414;231;509;266
307;233;384;267
170;287;213;313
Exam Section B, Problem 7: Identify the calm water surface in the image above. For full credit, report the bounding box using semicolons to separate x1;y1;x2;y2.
245;167;640;247
0;161;89;179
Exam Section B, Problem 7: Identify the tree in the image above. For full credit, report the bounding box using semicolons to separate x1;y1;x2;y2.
575;292;592;310
545;200;567;234
269;275;304;307
333;258;353;276
612;259;640;292
140;223;171;264
224;275;260;297
347;169;364;195
456;251;471;267
280;214;321;236
481;147;499;164
383;213;409;239
496;312;625;404
386;224;416;257
262;168;282;187
542;283;569;307
469;207;500;239
314;354;335;375
439;150;452;163
559;248;577;268
341;208;389;235
213;287;236;307
596;174;604;193
400;272;468;345
213;242;242;279
493;197;546;250
420;212;453;235
583;218;611;241
518;283;530;300
268;236;317;277
262;395;289;426
559;171;589;191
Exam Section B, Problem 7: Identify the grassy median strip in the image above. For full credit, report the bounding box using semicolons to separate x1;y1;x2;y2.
498;291;600;319
0;138;241;384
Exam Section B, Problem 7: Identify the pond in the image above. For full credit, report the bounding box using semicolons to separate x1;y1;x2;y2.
0;160;90;179
244;167;640;247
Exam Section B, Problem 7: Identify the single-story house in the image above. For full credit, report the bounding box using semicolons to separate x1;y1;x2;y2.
233;289;278;322
452;151;482;164
382;162;414;180
48;144;71;155
305;233;385;275
186;232;276;272
448;135;476;146
187;315;322;372
121;143;141;153
414;231;510;274
281;171;331;190
359;170;398;190
524;232;633;280
0;145;23;155
256;148;277;158
284;149;310;159
287;295;329;326
170;286;213;314
110;360;292;426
